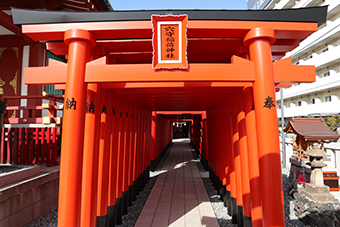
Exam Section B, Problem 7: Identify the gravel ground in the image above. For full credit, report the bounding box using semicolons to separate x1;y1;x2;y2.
26;143;305;227
25;145;172;227
26;208;58;227
192;155;306;226
0;166;25;175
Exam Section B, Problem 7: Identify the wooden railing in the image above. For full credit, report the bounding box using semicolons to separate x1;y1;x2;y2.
0;127;61;166
3;93;63;124
0;93;63;166
292;147;309;161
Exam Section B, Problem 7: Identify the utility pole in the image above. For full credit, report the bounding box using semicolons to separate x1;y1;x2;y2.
281;88;286;168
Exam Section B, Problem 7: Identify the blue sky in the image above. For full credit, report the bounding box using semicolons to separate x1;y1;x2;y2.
109;0;247;10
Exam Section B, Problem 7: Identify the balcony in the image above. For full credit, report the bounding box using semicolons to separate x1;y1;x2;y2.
273;0;295;9
277;95;340;118
276;69;340;100
293;0;325;8
326;0;340;19
286;16;340;58
299;44;340;70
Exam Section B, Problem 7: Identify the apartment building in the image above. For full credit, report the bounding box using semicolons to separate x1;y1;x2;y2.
248;0;340;126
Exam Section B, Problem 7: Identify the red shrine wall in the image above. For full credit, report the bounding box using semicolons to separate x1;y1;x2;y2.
0;46;20;118
0;43;46;119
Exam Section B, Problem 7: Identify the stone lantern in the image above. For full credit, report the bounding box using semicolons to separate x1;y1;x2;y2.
302;144;334;202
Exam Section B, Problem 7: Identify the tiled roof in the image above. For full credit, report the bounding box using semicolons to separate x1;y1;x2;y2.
284;117;340;139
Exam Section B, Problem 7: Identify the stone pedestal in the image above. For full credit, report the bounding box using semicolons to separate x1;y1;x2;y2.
302;183;334;203
288;158;311;194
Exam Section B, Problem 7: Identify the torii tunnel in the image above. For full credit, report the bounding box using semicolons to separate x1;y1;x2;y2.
12;6;327;227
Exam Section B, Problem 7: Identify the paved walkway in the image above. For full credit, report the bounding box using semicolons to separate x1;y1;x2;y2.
135;140;219;227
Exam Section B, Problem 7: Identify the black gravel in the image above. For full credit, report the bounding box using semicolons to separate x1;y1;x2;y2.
0;166;25;175
26;142;307;227
192;153;306;226
25;208;58;227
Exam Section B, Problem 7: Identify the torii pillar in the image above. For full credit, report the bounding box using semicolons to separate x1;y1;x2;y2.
58;29;96;227
244;27;285;226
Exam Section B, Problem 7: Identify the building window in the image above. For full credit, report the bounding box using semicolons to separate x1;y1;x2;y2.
297;101;302;106
322;48;328;53
311;99;315;104
325;95;332;102
278;105;281;109
323;71;330;77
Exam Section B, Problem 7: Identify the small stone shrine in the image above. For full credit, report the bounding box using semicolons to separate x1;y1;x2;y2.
284;117;340;161
287;118;340;226
302;144;334;202
284;117;340;193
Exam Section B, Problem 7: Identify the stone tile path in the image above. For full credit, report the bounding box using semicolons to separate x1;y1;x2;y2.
135;140;219;227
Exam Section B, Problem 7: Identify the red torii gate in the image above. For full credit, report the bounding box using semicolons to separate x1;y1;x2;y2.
12;6;327;227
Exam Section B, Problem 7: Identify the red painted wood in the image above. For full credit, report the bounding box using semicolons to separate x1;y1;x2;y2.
226;98;236;202
236;89;252;218
219;104;226;186
45;128;50;163
13;128;18;164
154;114;170;160
146;110;152;170
245;27;285;226
201;112;209;162
81;82;102;227
122;100;131;192
18;128;22;164
133;108;139;182
141;109;146;176
108;92;118;207
34;128;39;164
97;89;112;217
52;127;58;164
28;128;34;164
116;96;126;199
144;110;149;171
0;127;60;165
23;127;28;164
7;128;12;164
40;127;45;163
0;128;4;164
128;103;136;188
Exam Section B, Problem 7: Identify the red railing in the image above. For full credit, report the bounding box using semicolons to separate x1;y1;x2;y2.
3;93;64;124
0;93;64;166
0;127;61;166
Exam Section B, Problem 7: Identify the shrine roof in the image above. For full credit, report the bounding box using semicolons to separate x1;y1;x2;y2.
284;117;340;140
10;7;328;63
13;7;328;111
12;7;327;26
